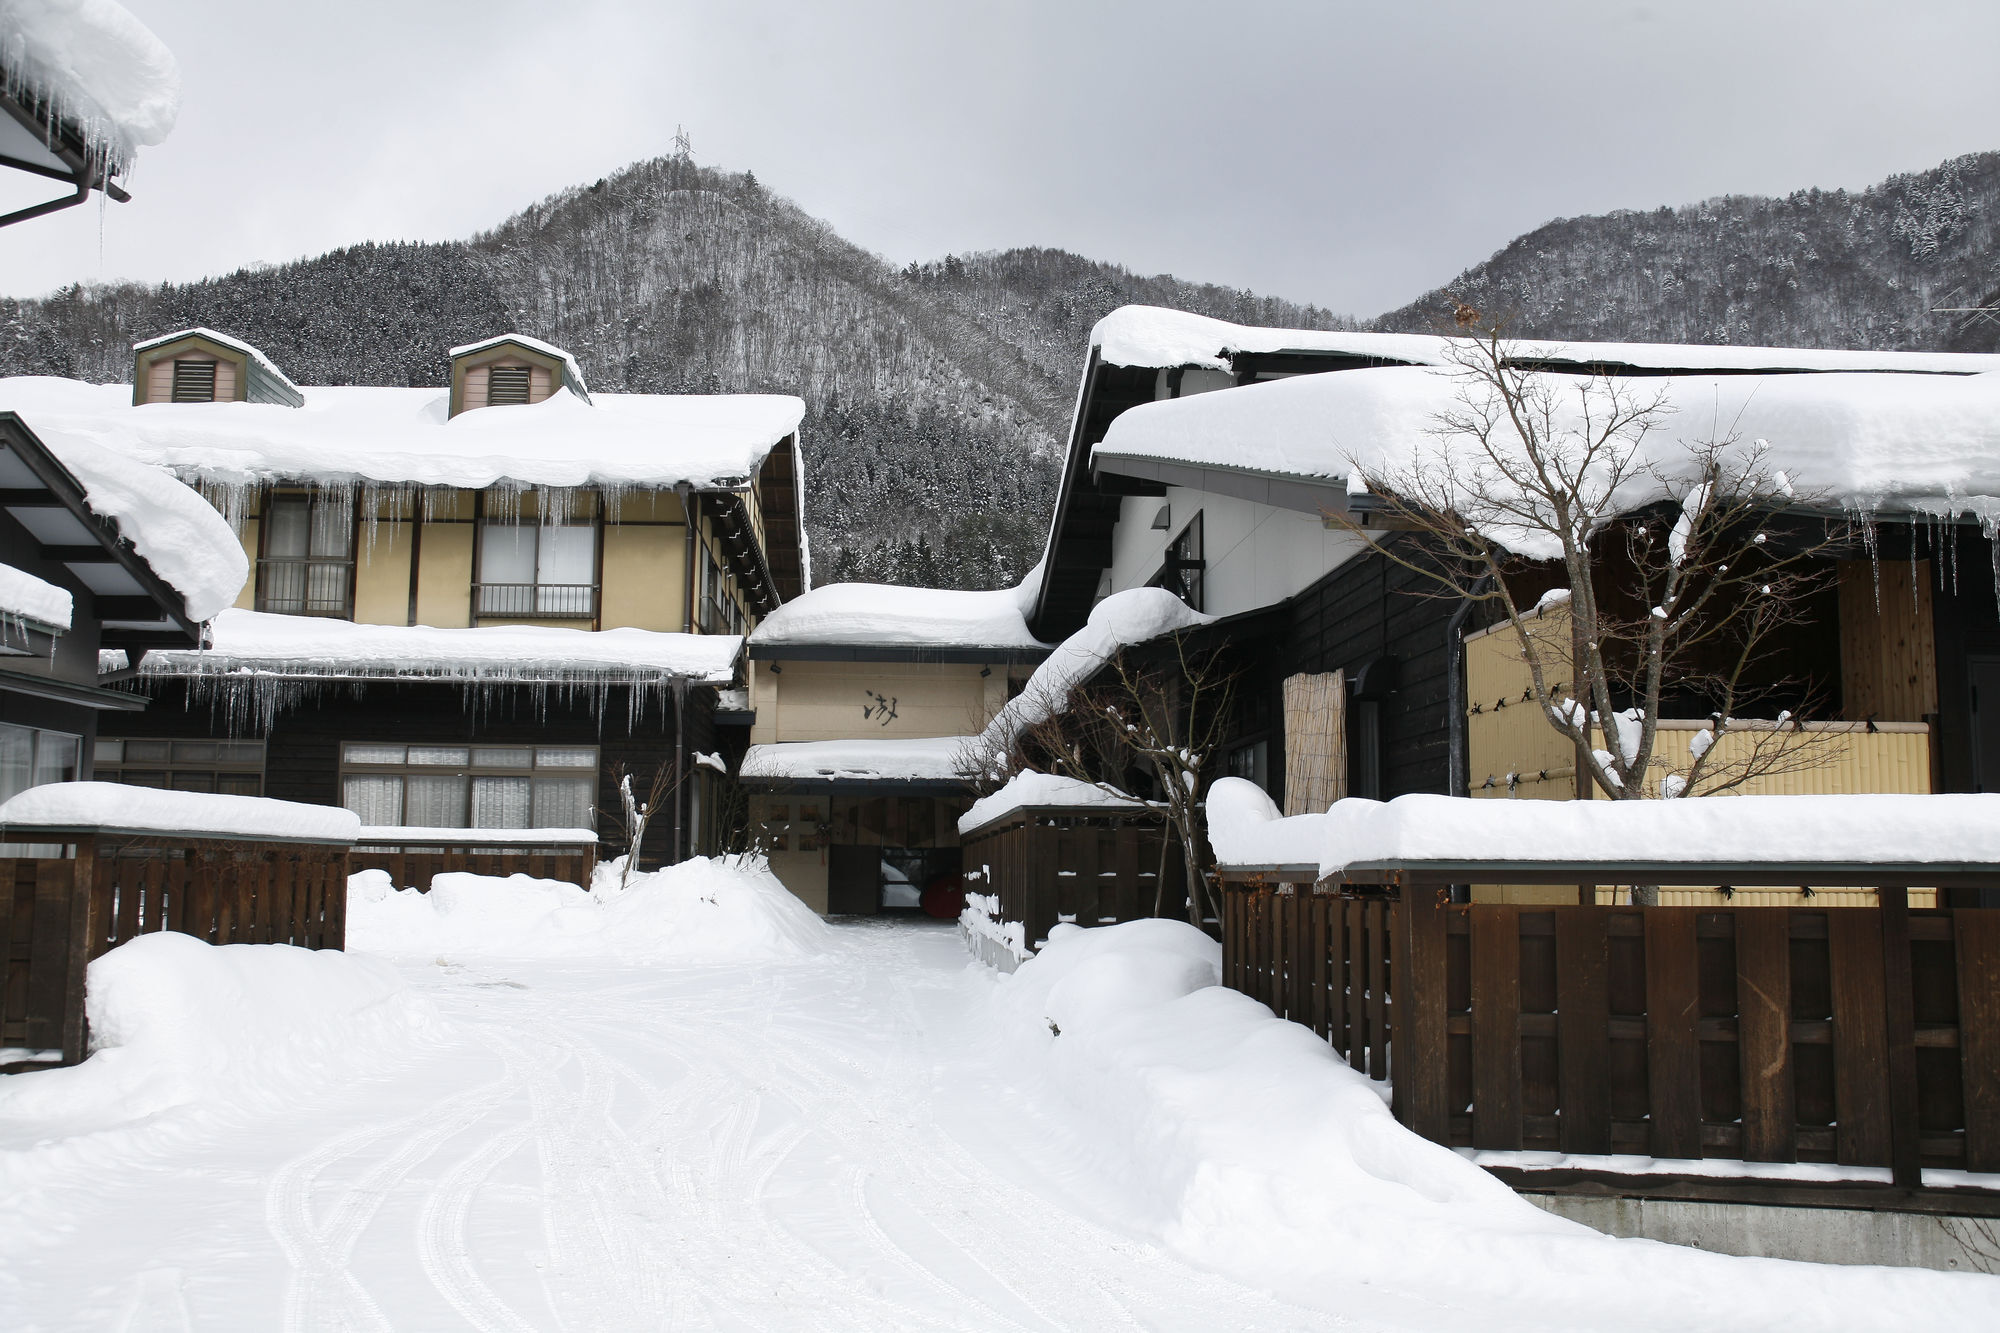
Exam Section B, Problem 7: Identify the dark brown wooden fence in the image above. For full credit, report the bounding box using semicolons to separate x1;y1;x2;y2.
350;846;596;893
961;808;1190;953
1222;880;2000;1199
2;837;349;1068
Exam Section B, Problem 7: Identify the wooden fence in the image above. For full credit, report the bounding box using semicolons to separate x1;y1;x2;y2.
1222;877;2000;1205
350;845;596;893
960;808;1191;953
2;836;350;1067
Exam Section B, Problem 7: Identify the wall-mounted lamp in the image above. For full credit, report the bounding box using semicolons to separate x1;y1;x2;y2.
769;662;782;674
1151;503;1172;530
979;666;992;677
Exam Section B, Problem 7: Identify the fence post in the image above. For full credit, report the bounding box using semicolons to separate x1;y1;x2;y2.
1878;885;1922;1188
1395;875;1450;1143
60;837;98;1066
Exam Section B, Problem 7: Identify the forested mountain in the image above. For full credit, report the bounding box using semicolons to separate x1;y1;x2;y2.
0;155;1348;590
1375;152;2000;352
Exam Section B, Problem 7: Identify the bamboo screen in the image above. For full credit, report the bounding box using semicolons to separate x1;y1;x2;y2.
1282;670;1346;816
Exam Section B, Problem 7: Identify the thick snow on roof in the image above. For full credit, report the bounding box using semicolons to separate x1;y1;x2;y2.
1094;363;2000;556
0;562;72;630
1206;779;2000;879
133;327;302;397
958;771;1148;836
0;0;179;172
750;578;1047;650
0;781;357;843
355;825;598;846
448;333;591;400
741;736;973;784
139;609;741;684
1091;305;2000;376
38;428;248;622
0;376;804;494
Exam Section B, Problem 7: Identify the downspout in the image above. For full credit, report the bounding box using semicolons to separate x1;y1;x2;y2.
674;481;696;864
671;676;688;864
1444;576;1489;905
677;482;696;633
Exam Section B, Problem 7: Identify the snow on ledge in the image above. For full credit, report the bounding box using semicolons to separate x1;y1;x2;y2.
355;826;598;846
1205;779;2000;881
959;771;1149;837
741;736;973;783
139;610;742;684
0;782;358;844
0;563;72;631
750;579;1047;651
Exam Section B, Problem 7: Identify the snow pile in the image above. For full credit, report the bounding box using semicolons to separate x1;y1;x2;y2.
750;578;1048;650
0;0;180;174
1094;361;2000;560
132;327;301;399
0;781;358;843
1206;779;2000;880
959;770;1149;837
3;375;803;497
1090;304;2000;376
958;890;1029;967
346;855;827;963
741;735;975;783
985;918;1998;1326
0;562;71;631
0;932;429;1132
35;428;248;622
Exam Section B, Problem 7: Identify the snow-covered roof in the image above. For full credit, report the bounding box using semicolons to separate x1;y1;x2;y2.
449;333;591;402
1091;305;2000;377
958;771;1149;837
749;577;1048;653
0;782;357;844
0;562;72;631
741;736;974;784
0;0;179;176
137;609;742;685
1206;779;2000;880
0;376;805;495
133;327;303;401
355;825;598;846
1093;363;2000;554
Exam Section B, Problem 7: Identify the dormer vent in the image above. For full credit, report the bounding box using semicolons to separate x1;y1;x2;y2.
487;364;534;406
447;333;591;418
131;328;304;408
170;359;218;402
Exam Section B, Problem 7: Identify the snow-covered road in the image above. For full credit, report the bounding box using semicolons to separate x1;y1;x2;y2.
2;922;1351;1332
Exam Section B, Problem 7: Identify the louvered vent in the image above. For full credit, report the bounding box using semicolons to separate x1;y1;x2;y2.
170;360;218;402
487;365;533;406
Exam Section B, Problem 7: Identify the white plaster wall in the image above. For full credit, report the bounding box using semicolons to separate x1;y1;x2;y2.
1106;486;1373;619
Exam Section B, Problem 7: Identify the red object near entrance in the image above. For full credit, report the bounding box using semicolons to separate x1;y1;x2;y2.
920;873;965;920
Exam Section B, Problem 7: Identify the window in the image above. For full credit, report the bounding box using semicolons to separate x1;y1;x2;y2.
94;738;264;795
487;364;533;406
0;723;80;857
1151;511;1205;612
339;743;596;830
477;519;599;618
170;359;217;402
699;541;743;635
259;496;354;616
1226;739;1269;793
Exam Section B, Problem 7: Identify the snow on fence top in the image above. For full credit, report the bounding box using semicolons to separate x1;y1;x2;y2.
132;327;303;398
0;562;72;630
35;426;249;622
749;577;1047;650
740;736;974;783
1205;777;2000;880
138;609;743;685
1093;361;2000;558
0;376;805;496
0;782;358;845
0;0;180;176
1090;304;2000;377
355;825;598;846
957;771;1150;837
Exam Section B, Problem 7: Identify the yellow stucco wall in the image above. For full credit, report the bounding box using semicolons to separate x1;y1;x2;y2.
602;520;686;631
749;660;1000;746
353;519;413;625
414;522;474;628
232;518;259;611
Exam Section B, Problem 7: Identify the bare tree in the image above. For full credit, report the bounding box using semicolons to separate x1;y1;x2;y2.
613;759;683;888
1332;316;1849;896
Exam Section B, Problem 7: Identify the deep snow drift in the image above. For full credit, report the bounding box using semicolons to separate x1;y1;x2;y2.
345;854;828;963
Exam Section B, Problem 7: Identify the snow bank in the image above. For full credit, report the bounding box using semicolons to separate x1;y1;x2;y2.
1094;361;2000;558
346;855;827;963
1206;780;2000;880
140;608;742;684
985;918;1998;1328
0;933;428;1131
0;781;358;843
0;0;180;173
2;375;803;496
0;562;71;631
741;735;974;783
750;579;1047;650
959;770;1149;837
1090;304;2000;376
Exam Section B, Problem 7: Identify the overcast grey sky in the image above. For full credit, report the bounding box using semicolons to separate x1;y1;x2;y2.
6;0;1998;314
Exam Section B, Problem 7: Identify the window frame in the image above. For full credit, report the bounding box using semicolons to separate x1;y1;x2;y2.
255;489;358;619
1150;510;1206;613
93;737;266;796
337;741;600;831
471;494;603;624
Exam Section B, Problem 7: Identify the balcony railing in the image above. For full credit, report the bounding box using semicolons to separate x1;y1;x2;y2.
256;558;353;616
474;583;598;619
